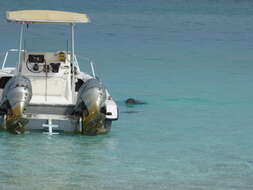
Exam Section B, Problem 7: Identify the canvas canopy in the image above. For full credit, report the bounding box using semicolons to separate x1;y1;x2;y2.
6;10;90;24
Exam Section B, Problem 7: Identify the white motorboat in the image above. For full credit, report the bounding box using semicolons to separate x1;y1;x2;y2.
0;10;118;135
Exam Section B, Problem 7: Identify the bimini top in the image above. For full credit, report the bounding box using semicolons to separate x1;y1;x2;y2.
6;10;90;24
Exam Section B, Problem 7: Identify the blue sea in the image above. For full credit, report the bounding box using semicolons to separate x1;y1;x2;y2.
0;0;253;189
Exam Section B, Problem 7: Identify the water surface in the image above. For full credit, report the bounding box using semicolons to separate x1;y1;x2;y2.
0;0;253;189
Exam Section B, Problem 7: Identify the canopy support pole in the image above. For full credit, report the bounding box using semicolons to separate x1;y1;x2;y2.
18;23;24;73
71;23;75;102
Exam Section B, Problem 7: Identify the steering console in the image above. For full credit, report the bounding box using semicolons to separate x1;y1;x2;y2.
26;54;45;73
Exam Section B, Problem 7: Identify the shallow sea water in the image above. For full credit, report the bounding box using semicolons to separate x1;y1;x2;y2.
0;0;253;189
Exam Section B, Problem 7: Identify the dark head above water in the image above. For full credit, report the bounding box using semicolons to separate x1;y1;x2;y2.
125;98;146;105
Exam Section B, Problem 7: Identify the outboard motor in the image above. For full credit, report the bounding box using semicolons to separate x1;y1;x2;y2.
74;78;107;135
0;75;32;134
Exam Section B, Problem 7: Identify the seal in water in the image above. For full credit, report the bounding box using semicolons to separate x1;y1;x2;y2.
125;98;146;105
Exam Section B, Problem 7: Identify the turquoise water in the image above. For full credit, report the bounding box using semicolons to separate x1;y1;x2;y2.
1;0;253;189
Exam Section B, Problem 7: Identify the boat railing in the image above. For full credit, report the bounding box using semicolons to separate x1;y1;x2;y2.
1;49;97;78
1;49;24;69
74;55;96;78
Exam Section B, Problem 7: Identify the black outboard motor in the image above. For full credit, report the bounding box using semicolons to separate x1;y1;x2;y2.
0;75;32;134
74;78;107;135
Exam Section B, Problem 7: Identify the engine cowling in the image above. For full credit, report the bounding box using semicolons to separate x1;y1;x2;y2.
74;78;108;135
0;75;32;134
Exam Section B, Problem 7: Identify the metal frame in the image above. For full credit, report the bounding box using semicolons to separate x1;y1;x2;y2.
1;23;24;71
1;22;97;91
73;55;96;78
71;23;75;101
18;23;24;72
2;22;97;74
1;49;24;69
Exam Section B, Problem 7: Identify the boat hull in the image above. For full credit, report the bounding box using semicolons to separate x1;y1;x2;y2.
0;115;112;134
